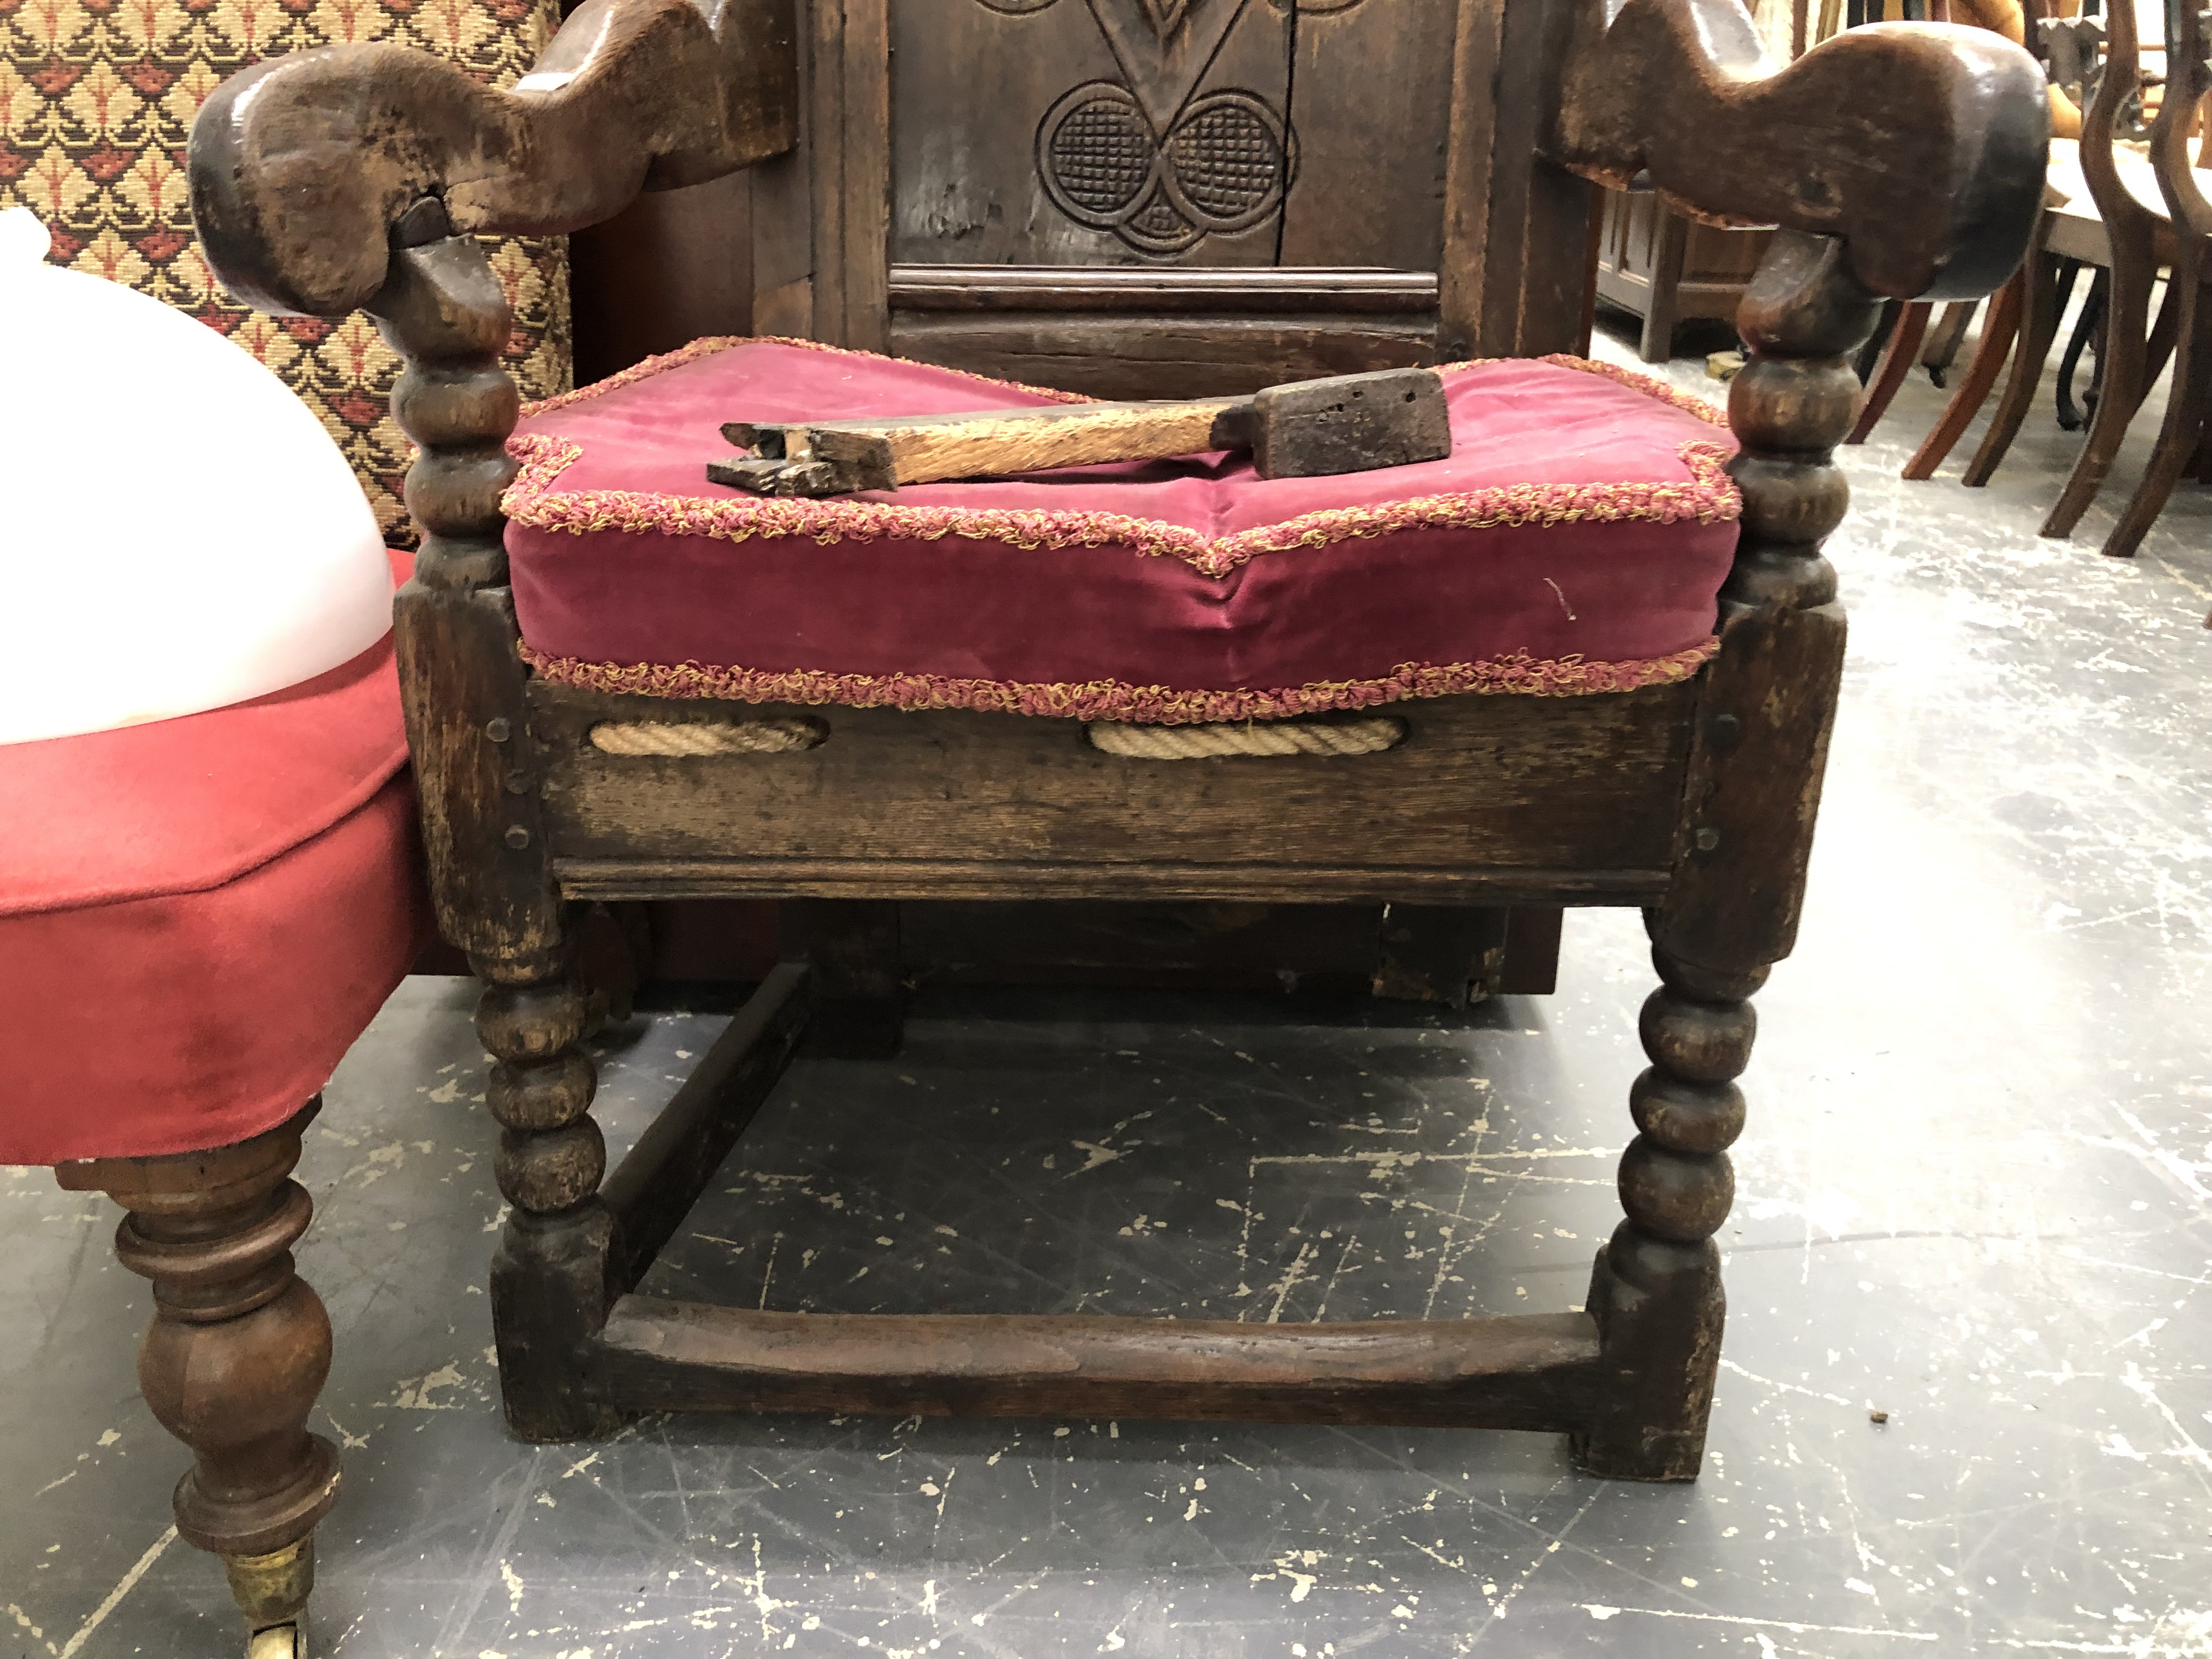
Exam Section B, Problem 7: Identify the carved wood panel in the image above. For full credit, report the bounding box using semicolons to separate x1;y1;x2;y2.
888;0;1447;269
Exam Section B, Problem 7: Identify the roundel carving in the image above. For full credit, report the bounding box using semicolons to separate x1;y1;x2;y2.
986;0;1334;256
1036;81;1295;255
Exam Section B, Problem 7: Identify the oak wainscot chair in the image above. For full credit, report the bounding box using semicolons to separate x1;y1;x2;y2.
187;0;2044;1491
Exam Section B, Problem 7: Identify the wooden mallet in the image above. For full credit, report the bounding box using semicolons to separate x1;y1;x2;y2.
708;366;1452;496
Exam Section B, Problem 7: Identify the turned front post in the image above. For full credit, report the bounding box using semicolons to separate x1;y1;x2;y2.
371;201;620;1442
1575;232;1880;1480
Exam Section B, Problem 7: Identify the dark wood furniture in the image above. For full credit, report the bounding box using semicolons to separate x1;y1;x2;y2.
56;1115;338;1659
1898;1;2183;492
1889;0;2212;561
1594;184;1776;362
2095;0;2212;557
188;0;2043;1494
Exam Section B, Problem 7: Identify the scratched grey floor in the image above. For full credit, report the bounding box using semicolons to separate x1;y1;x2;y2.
6;312;2212;1658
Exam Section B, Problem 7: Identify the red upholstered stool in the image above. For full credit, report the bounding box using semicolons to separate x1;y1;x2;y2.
2;560;429;1657
504;339;1737;719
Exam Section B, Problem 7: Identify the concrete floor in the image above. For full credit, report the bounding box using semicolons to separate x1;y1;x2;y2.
5;317;2211;1658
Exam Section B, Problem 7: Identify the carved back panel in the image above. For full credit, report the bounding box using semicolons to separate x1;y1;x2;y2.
886;0;1451;268
763;0;1598;397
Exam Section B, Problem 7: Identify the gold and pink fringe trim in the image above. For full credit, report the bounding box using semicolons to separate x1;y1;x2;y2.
1534;354;1729;426
518;641;1720;725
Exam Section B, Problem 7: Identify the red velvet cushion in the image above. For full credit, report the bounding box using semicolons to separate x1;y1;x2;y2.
0;781;429;1164
504;340;1739;724
1;554;430;1164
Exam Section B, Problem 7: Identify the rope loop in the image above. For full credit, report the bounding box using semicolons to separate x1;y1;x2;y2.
1085;716;1407;759
588;719;826;756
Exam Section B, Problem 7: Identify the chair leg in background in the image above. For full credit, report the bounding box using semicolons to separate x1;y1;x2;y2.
2102;254;2212;558
1639;208;1690;363
1965;247;2065;485
2044;232;2159;535
2055;268;2105;430
1843;300;1931;443
2145;275;2184;393
57;1105;340;1658
1922;297;1982;387
1852;297;1904;386
1904;267;2025;479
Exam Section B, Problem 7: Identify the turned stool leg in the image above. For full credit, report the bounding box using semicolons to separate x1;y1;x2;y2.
1573;950;1765;1480
475;938;623;1443
57;1104;340;1656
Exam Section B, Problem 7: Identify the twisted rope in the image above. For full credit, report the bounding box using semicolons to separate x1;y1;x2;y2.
588;719;825;756
1085;716;1407;759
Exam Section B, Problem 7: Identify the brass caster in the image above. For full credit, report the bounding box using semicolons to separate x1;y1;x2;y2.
227;1537;313;1659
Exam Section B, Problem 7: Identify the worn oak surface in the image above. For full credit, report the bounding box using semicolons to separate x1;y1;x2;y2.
1551;0;2047;302
722;366;1447;493
526;685;1697;879
592;1299;1603;1429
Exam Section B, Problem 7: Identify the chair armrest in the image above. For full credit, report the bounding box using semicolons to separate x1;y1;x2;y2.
189;0;797;318
1551;0;2050;300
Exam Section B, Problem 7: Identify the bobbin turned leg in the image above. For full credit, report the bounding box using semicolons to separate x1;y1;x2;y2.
475;939;624;1442
1577;230;1876;1480
1574;951;1763;1479
57;1106;340;1657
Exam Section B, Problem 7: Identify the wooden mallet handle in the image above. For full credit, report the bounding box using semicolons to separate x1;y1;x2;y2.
710;368;1450;496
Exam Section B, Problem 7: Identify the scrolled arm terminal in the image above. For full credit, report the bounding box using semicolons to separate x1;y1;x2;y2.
188;0;797;319
1549;0;2049;302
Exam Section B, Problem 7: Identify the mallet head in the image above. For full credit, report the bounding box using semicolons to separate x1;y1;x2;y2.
1238;367;1453;479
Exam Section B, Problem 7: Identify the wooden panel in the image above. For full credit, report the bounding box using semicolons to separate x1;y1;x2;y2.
1596;187;1773;329
1683;219;1772;287
1277;0;1460;270
591;1297;1605;1429
887;0;1294;268
889;266;1438;313
807;0;890;348
900;899;1386;990
554;860;1663;905
842;0;891;350
630;898;1562;1000
570;172;754;384
530;684;1697;883
886;268;1438;397
1440;0;1596;359
806;0;848;340
888;312;1435;398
